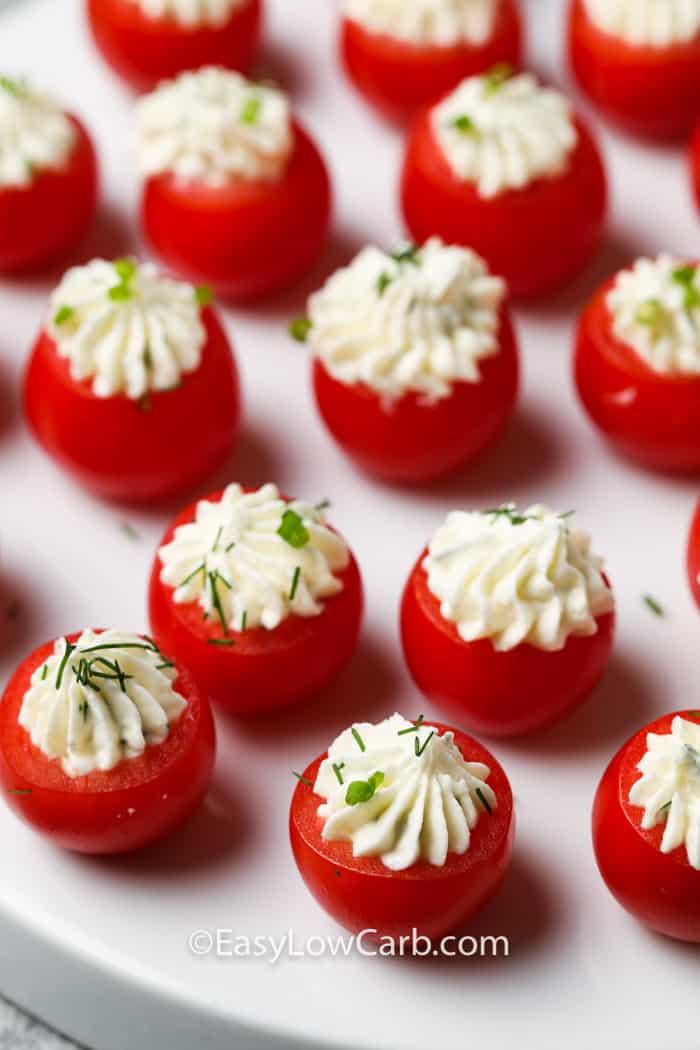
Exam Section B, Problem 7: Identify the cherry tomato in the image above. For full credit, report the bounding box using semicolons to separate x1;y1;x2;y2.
86;0;263;93
311;306;519;484
593;710;700;943
574;279;700;474
400;554;615;737
688;500;700;609
0;116;98;274
290;723;514;940
340;0;523;118
148;493;364;715
569;0;700;140
0;632;215;855
23;306;241;504
690;122;700;214
401;111;607;300
141;121;331;301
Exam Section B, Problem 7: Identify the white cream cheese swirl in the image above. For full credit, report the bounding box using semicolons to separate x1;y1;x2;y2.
314;713;496;871
423;505;614;652
158;483;350;632
343;0;498;46
47;259;206;400
432;71;578;199
606;256;700;376
19;630;186;778
126;0;247;27
582;0;700;47
307;239;505;402
0;77;76;189
629;716;700;870
136;67;293;183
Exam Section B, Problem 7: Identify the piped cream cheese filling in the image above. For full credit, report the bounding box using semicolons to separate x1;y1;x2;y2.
126;0;247;27
342;0;499;46
0;77;76;188
582;0;700;48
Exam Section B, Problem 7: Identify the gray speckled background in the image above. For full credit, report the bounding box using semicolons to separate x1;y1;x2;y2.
0;998;81;1050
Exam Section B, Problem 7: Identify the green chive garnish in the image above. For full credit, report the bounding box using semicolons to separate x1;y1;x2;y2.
476;787;492;815
376;272;392;297
289;317;312;343
277;509;310;549
453;115;475;133
207;638;235;647
293;771;312;787
398;715;425;735
414;730;435;758
332;762;345;785
240;96;262;125
351;727;366;752
195;284;214;307
345;770;384;806
54;305;74;326
643;594;664;617
289;566;301;601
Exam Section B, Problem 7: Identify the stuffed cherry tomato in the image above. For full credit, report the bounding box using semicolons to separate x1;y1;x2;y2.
690;121;700;213
299;238;518;484
569;0;700;140
0;78;98;273
0;629;215;855
593;710;700;943
86;0;262;92
24;258;241;504
340;0;523;118
290;713;514;940
575;256;700;474
401;69;607;299
137;68;332;300
401;505;615;738
149;483;364;714
688;500;700;609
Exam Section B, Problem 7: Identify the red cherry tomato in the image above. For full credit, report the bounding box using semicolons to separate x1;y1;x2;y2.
688;500;700;609
0;116;98;274
690;122;700;214
400;554;615;737
593;710;700;943
569;0;700;140
401;111;607;300
311;306;519;484
23;305;241;504
0;632;215;855
148;492;364;715
574;278;700;474
86;0;263;92
290;723;514;940
340;0;523;118
141;122;331;301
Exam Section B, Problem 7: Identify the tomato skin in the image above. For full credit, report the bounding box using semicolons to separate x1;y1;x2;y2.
401;111;607;300
290;724;514;940
311;307;518;484
688;500;700;610
23;306;241;504
0;633;216;855
141;122;331;301
691;123;700;214
340;0;523;118
400;556;615;738
569;0;700;140
0;116;98;274
148;493;364;715
86;0;262;92
574;280;700;474
593;710;700;943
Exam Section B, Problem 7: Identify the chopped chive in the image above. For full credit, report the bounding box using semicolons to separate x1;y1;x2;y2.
80;642;158;654
483;63;513;96
114;258;136;282
240;611;248;631
483;504;533;526
0;76;22;96
398;714;425;735
120;521;140;541
636;299;664;328
351;727;366;752
391;243;421;266
376;272;392;297
207;638;235;647
289;566;301;601
40;664;48;681
179;562;206;588
476;787;492;815
225;541;236;553
8;789;32;795
289;317;312;343
643;594;664;617
414;730;435;758
315;499;331;512
195;284;214;307
277;509;310;549
240;96;262;125
208;572;229;635
156;660;175;670
689;712;700;721
55;639;75;690
292;770;312;787
108;283;132;302
212;526;223;551
54;305;74;326
332;761;345;785
453;114;475;133
345;770;384;806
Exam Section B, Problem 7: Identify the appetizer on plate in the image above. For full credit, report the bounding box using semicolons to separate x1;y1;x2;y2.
290;713;514;940
400;68;607;299
137;67;332;300
149;484;363;714
24;258;241;503
86;0;262;92
0;630;215;854
575;255;700;473
593;710;700;943
569;0;700;140
298;238;519;484
401;504;615;737
340;0;523;117
0;76;98;273
688;499;700;609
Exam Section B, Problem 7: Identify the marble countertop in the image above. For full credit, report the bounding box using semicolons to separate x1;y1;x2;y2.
0;998;80;1050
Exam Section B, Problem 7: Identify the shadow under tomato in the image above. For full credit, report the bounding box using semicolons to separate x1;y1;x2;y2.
253;40;315;101
0;357;18;446
0;568;40;667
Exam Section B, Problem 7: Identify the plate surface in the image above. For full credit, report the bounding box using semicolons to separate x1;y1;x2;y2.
0;1;699;1048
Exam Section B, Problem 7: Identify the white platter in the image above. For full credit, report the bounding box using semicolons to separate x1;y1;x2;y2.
1;1;699;1048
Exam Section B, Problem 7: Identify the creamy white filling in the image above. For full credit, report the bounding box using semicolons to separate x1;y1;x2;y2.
629;716;700;870
314;713;496;871
606;256;700;376
582;0;700;47
343;0;499;46
136;67;293;183
0;77;76;189
307;238;505;402
432;71;578;199
158;483;350;632
47;259;206;400
19;630;186;778
423;504;614;652
126;0;246;27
